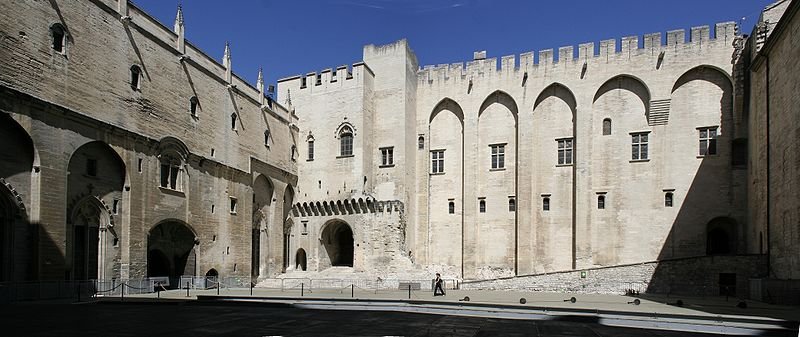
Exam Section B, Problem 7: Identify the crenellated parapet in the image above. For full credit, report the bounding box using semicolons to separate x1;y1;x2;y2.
276;62;375;101
417;22;737;86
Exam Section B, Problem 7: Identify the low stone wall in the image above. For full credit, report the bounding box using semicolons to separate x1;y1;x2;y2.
462;255;767;297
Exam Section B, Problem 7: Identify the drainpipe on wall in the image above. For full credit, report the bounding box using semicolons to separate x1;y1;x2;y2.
764;55;771;278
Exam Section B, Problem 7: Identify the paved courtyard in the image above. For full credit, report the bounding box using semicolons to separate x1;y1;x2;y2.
0;301;750;337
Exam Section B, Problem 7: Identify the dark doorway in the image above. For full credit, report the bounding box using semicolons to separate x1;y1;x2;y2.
321;221;354;267
706;217;736;255
719;273;736;296
295;248;307;271
147;221;196;285
147;249;170;278
205;268;218;289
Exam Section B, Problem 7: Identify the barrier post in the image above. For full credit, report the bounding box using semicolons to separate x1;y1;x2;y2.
186;281;190;297
408;284;411;299
217;281;220;296
250;282;253;296
121;283;124;301
351;284;354;298
301;282;304;297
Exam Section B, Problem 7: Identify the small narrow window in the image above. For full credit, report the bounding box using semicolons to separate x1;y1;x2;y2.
137;158;143;173
665;192;673;207
264;130;271;147
543;197;550;211
50;23;66;54
229;197;238;214
431;150;445;174
479;199;486;213
699;127;718;156
508;198;516;212
418;135;425;150
291;145;297;161
190;96;199;117
86;158;97;177
631;132;649;160
597;195;605;209
448;200;455;214
300;77;307;88
602;118;612;135
130;65;141;90
112;237;119;247
112;199;120;214
557;138;574;165
308;140;314;160
231;113;237;130
380;147;394;166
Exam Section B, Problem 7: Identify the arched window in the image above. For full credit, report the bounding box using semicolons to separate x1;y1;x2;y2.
418;135;425;150
50;23;66;54
448;201;455;214
339;126;353;156
602;118;612;135
130;65;141;90
264;129;271;147
508;198;516;212
597;195;605;209
291;145;297;161
665;192;673;207
479;199;486;213
189;96;199;117
230;113;237;130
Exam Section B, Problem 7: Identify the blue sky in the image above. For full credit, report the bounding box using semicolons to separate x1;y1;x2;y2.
131;0;772;88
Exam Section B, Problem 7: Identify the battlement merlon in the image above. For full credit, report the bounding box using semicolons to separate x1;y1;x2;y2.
416;21;737;84
275;62;375;105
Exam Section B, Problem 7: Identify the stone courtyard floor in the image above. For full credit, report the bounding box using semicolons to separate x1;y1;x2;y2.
1;288;797;336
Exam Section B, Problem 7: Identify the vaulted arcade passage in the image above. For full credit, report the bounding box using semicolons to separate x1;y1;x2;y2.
147;221;196;284
321;220;354;267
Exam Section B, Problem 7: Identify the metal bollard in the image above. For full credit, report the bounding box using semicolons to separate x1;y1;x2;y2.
186;282;190;297
157;285;161;298
408;284;411;299
351;284;354;298
301;282;304;297
250;282;254;296
217;282;220;295
121;284;125;301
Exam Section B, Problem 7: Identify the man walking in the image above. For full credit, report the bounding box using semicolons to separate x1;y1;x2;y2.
433;273;445;296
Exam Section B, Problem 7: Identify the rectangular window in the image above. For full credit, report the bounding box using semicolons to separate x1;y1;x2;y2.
308;141;314;160
431;150;445;174
508;197;516;212
557;138;573;165
542;197;550;211
86;159;97;177
380;147;394;166
448;199;455;214
699;127;718;156
137;158;143;173
490;144;505;169
631;132;649;160
160;163;181;191
479;199;486;213
229;197;238;214
112;199;120;214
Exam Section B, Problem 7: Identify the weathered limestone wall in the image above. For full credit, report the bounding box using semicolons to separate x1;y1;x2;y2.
748;0;800;281
463;255;767;297
0;0;297;281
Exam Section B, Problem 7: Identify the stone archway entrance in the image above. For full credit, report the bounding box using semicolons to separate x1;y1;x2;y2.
147;221;196;285
321;220;354;267
295;248;307;271
706;217;737;255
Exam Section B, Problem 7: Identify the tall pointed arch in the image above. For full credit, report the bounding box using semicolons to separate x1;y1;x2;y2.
479;90;519;124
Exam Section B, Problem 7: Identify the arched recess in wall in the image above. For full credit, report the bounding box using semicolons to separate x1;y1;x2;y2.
0;113;36;282
147;219;198;285
320;219;354;268
590;75;651;266
670;65;733;134
476;90;519;273
594;75;651;123
66;141;125;281
252;174;274;279
530;83;577;272
706;217;737;255
427;98;465;267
